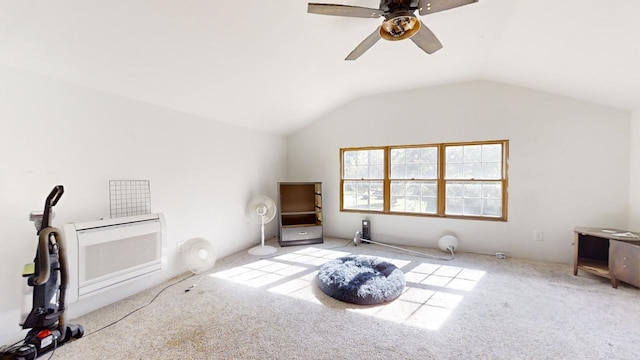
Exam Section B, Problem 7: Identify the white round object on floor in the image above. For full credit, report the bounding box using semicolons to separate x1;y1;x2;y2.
438;235;459;252
248;244;277;256
180;238;216;274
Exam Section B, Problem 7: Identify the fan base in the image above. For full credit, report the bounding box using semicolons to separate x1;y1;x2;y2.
248;245;278;256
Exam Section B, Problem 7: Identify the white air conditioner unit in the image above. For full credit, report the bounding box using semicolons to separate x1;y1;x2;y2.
63;213;165;303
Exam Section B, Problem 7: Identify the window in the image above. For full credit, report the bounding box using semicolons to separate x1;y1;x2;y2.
341;148;384;211
340;140;508;221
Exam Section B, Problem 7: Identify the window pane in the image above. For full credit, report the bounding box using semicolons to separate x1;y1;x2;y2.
446;164;463;179
343;149;384;179
446;197;463;215
482;144;502;162
463;145;481;162
482;162;501;179
357;165;369;179
446;144;504;180
463;198;482;216
402;196;418;213
446;146;463;163
344;165;357;179
371;182;384;200
463;183;482;198
371;165;384;178
422;164;437;178
344;151;357;166
445;181;502;217
343;181;384;211
391;164;406;179
391;148;404;163
407;164;421;178
407;183;420;196
406;148;421;163
421;183;437;197
342;181;357;209
463;163;482;179
446;183;463;197
424;197;437;213
482;183;502;199
390;180;437;214
391;146;438;180
483;199;502;217
421;147;437;163
371;150;384;165
357;151;369;164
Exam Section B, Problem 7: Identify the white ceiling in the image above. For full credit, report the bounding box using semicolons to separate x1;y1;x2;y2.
1;0;639;136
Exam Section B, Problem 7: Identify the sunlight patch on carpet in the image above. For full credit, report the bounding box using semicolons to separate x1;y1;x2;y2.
348;263;484;330
210;246;485;331
274;247;351;265
267;247;353;304
211;259;307;288
269;270;321;303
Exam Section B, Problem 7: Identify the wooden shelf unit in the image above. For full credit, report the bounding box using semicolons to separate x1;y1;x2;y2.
573;227;640;288
278;182;323;246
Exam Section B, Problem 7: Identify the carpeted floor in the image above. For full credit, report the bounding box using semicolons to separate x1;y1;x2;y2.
51;237;640;359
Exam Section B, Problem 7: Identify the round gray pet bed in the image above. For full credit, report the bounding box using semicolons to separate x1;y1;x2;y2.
317;255;405;305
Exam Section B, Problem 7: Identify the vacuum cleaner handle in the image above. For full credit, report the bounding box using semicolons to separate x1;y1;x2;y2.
33;185;64;284
40;185;64;233
47;185;64;207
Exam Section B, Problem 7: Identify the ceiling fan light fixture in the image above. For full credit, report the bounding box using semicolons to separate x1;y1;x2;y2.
307;0;478;59
379;15;421;41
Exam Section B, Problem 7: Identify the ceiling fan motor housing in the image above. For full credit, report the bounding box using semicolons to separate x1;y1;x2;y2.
380;13;421;41
379;0;420;14
379;0;422;41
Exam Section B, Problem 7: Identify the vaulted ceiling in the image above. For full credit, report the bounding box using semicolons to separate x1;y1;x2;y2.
1;0;639;135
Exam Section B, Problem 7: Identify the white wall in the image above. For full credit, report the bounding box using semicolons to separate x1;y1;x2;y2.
0;65;286;344
630;109;640;230
287;80;630;263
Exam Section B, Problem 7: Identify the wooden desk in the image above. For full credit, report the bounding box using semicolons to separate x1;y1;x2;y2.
573;227;640;288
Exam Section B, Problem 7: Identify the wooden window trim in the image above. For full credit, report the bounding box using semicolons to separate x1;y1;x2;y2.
340;140;509;221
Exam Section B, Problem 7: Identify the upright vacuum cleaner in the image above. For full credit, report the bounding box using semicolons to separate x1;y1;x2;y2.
1;186;83;360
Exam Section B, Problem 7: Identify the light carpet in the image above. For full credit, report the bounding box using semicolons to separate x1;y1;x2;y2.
51;237;640;359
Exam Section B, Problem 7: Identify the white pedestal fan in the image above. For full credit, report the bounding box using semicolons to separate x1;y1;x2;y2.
247;195;278;256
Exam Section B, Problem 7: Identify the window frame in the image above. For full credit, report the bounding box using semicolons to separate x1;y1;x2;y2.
340;140;509;221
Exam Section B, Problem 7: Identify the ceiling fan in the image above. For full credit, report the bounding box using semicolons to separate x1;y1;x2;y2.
308;0;478;60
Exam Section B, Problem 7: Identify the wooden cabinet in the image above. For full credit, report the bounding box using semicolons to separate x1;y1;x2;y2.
609;240;640;288
278;182;323;246
573;227;640;288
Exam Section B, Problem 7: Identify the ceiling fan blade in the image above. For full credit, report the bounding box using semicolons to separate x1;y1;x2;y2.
345;27;382;60
308;3;384;18
410;22;443;54
418;0;478;16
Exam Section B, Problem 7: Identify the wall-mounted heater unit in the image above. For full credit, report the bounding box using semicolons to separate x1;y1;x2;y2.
63;213;164;303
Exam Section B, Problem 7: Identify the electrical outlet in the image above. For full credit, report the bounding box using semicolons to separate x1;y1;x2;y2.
534;230;544;241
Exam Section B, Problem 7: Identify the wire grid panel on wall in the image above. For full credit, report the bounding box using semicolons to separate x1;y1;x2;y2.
109;180;152;218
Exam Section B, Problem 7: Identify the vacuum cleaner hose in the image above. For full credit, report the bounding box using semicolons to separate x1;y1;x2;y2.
33;228;54;286
55;228;69;335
